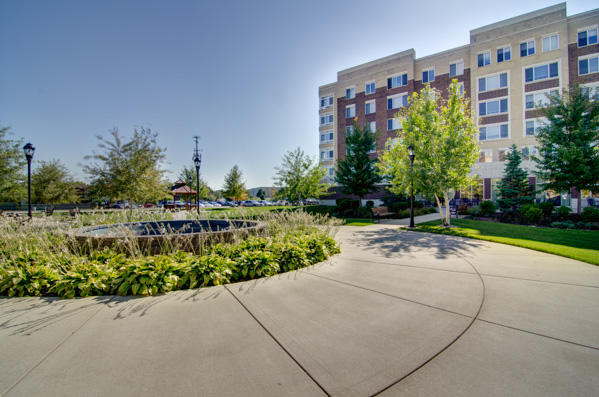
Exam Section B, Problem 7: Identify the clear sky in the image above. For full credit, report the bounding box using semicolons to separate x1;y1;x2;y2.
0;0;593;189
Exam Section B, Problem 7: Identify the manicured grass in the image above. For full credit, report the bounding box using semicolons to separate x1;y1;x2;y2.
343;218;375;226
413;219;599;265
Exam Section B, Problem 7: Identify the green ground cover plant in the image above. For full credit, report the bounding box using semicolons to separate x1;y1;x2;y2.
0;209;341;298
413;218;599;265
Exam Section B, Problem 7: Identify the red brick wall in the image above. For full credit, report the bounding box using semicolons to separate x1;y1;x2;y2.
568;43;599;85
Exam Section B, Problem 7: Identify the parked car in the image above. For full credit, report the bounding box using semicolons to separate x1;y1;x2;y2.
242;200;259;207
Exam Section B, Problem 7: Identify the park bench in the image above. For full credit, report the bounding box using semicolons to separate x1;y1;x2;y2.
45;206;54;216
371;206;394;222
69;208;80;217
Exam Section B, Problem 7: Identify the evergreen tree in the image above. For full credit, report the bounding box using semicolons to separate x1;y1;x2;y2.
535;85;599;214
223;165;246;200
335;122;382;206
497;145;533;214
256;188;266;200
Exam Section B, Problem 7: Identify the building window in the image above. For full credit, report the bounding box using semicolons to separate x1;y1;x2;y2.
457;82;464;96
387;94;408;109
477;51;491;67
525;90;558;109
525;118;546;136
449;61;464;77
328;167;334;177
346;105;355;118
579;55;599;75
320;151;325;160
320;95;333;109
387;118;400;131
479;124;508;141
498;149;508;162
367;121;376;132
388;73;408;89
346;87;355;99
479;98;508;116
328;150;334;159
478;72;508;92
320;131;334;143
386;138;400;151
479;150;492;163
320;113;333;126
525;62;558;82
582;82;599;99
578;27;598;47
422;68;434;83
521;146;539;160
365;81;376;95
365;100;376;114
345;125;354;136
497;47;511;63
520;40;535;57
542;34;559;52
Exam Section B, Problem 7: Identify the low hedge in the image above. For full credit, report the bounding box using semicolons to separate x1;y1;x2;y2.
0;233;340;298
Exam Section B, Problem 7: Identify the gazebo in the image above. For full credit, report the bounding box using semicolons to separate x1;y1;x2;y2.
169;180;197;210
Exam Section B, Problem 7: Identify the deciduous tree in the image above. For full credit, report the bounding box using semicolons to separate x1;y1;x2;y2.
223;165;246;201
32;159;79;205
178;165;211;199
0;125;26;203
273;147;328;203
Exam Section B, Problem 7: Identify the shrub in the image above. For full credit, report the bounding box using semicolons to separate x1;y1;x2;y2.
551;220;575;229
581;206;599;223
556;206;572;220
355;206;372;218
479;201;497;217
523;206;543;224
538;201;555;218
466;206;480;216
365;200;374;209
335;198;359;217
0;263;59;297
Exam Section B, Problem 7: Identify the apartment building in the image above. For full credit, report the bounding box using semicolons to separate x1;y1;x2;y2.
318;3;599;206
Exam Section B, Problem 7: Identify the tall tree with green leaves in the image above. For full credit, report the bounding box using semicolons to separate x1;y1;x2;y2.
335;122;382;206
0;125;26;203
83;126;168;213
378;81;479;226
256;188;266;200
32;159;79;205
496;145;534;214
223;165;246;200
535;85;599;214
178;165;211;199
273;147;328;203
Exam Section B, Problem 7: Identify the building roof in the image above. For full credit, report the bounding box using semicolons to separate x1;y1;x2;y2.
171;185;196;195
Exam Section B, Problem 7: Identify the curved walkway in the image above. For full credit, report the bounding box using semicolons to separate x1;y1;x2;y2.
1;221;598;396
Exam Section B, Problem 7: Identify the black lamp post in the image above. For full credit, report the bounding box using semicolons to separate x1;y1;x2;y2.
23;142;35;220
193;152;202;216
408;144;415;228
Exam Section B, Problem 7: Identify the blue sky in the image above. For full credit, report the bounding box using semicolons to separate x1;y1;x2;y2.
0;1;592;189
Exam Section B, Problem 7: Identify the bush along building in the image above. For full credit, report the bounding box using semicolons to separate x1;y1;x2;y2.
318;3;599;209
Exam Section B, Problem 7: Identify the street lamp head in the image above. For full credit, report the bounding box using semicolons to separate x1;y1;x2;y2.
23;142;35;161
407;144;414;156
193;153;202;168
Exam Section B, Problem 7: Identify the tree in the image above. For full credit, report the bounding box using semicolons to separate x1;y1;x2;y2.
535;85;599;214
378;81;479;226
335;122;382;206
273;147;328;203
83;126;168;212
223;165;246;200
256;188;266;200
496;145;534;215
32;159;79;205
0;125;26;203
178;165;211;199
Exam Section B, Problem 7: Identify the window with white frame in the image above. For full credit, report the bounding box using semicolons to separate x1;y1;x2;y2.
520;40;535;57
525;118;546;136
524;62;558;83
498;148;510;162
345;87;355;99
387;94;408;109
582;82;599;99
320;151;325;160
320;113;333;126
479;124;509;141
387;118;401;131
365;81;376;95
387;73;408;89
346;104;355;118
422;68;434;83
320;130;334;143
386;138;400;151
478;72;508;92
328;167;334;177
521;146;539;160
457;82;464;96
497;46;511;63
542;34;559;52
479;150;492;163
477;51;491;67
449;61;464;77
525;90;558;109
320;95;334;109
328;149;334;159
579;54;599;75
365;100;376;114
479;97;508;116
367;121;376;132
578;26;598;47
345;125;354;136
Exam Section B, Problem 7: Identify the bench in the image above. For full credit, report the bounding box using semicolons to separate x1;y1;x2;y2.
371;206;394;222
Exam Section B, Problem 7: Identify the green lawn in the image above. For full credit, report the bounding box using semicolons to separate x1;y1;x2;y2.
343;218;375;226
413;219;599;265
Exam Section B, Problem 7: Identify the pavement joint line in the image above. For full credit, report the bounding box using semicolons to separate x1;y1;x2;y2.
305;272;473;319
223;285;331;397
337;256;477;276
475;318;599;351
480;273;599;289
370;256;487;397
2;298;113;397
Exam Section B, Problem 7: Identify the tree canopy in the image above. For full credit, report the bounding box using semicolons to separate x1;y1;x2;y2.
378;81;479;225
32;159;80;205
0;125;26;203
223;165;246;200
256;188;266;200
178;165;211;199
335;122;382;205
273;147;328;202
535;85;599;214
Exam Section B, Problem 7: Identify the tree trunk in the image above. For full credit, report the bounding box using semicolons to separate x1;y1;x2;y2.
434;193;447;226
444;190;451;226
